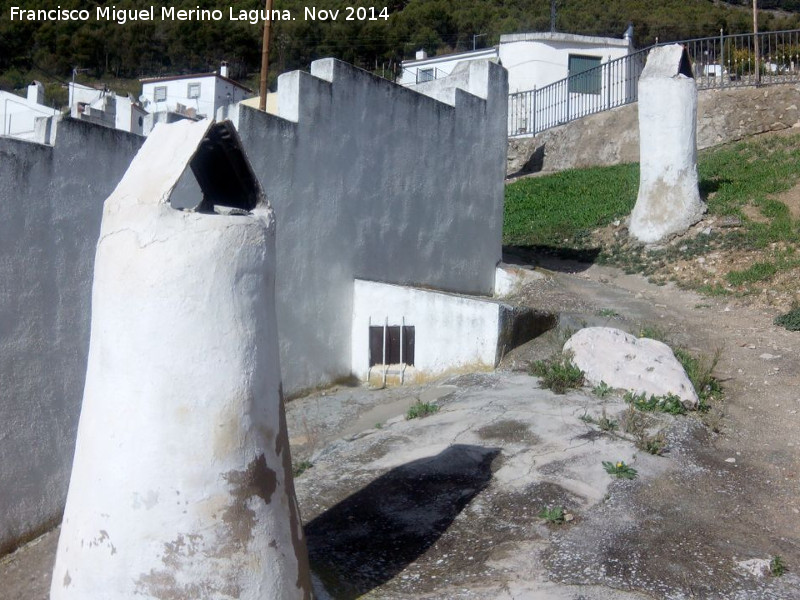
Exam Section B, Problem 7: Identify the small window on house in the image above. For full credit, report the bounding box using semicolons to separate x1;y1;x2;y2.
369;326;415;367
154;86;167;102
187;82;201;99
568;55;602;94
417;68;435;83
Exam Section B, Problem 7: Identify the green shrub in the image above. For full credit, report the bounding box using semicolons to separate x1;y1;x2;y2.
538;506;566;524
406;401;439;420
624;391;687;415
603;460;637;479
529;353;585;394
592;381;613;398
774;307;800;331
770;555;787;577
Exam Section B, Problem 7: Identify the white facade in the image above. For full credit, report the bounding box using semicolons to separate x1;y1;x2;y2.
400;31;632;93
69;82;146;136
140;70;251;127
499;32;632;93
0;82;59;140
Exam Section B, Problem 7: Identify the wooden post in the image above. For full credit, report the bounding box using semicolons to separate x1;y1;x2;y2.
259;0;274;111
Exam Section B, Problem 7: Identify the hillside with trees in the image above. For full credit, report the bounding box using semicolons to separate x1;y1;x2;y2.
1;0;800;102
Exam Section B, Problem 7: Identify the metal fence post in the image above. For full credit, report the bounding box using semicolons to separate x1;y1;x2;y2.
720;28;725;88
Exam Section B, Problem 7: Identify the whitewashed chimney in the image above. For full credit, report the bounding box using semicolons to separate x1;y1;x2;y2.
630;44;705;244
51;119;312;600
27;80;45;105
220;61;230;78
416;49;428;60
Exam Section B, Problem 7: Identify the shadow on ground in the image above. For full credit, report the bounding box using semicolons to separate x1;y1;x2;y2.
504;245;601;273
305;444;500;599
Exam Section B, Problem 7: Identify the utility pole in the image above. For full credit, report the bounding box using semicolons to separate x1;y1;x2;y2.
258;0;274;111
550;0;557;33
753;0;761;85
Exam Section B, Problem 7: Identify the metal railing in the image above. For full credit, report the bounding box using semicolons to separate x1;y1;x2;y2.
685;28;800;89
399;66;450;86
508;28;800;138
508;47;647;137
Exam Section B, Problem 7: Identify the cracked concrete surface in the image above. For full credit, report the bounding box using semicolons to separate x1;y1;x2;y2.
2;260;799;599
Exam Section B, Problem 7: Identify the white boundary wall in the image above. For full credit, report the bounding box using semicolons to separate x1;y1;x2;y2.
229;58;508;395
351;279;503;379
0;121;144;555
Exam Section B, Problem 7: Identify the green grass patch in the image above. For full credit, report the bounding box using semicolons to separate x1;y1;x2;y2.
503;134;800;293
504;164;639;247
726;261;778;286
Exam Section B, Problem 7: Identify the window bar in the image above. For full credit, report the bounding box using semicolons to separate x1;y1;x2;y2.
400;316;405;385
382;316;388;387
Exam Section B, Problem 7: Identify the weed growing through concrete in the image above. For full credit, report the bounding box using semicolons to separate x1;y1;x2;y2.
538;506;566;524
603;460;637;479
770;555;787;577
597;308;619;318
592;381;613;398
624;391;687;415
406;401;439;420
529;352;585;394
580;409;617;432
636;432;667;456
774;306;800;331
293;460;313;477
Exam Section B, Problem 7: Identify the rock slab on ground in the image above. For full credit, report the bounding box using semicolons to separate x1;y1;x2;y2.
563;326;699;408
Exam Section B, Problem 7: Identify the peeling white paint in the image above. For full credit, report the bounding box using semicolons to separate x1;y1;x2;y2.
51;119;311;599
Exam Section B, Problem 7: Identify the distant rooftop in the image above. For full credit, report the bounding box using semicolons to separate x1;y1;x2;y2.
139;72;252;93
500;31;630;47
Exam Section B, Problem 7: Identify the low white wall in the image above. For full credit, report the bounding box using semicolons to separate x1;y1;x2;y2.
351;280;502;379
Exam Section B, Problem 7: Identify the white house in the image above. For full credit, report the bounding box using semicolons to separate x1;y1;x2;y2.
139;63;252;132
69;82;147;136
397;48;498;86
0;81;60;141
400;30;634;93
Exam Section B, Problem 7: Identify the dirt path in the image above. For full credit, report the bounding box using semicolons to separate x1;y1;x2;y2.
2;259;798;599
